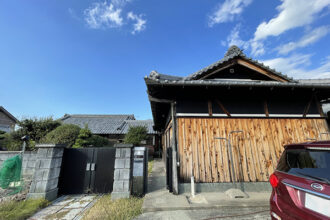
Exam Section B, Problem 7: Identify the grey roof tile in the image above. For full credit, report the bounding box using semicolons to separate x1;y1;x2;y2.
61;114;156;135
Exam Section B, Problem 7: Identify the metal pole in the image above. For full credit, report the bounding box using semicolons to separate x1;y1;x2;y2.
191;159;195;198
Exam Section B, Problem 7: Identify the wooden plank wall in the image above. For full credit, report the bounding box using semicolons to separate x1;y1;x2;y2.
177;118;330;183
162;120;173;162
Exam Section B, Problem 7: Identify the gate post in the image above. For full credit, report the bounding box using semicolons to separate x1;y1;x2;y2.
112;144;133;200
27;144;65;201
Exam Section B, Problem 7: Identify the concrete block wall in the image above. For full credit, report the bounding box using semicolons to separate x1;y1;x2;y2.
112;144;133;200
0;151;37;177
28;144;65;201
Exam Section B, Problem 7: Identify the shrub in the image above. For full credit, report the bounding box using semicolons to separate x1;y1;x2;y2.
41;124;81;147
89;135;110;147
1;117;61;151
18;117;61;143
124;126;148;146
0;132;22;151
72;125;92;148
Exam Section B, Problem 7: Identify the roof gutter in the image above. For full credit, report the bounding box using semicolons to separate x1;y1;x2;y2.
145;79;330;89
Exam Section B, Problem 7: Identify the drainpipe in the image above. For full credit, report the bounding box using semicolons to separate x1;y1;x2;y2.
171;102;179;194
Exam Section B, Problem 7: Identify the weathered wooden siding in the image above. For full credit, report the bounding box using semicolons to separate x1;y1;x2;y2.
177;118;330;183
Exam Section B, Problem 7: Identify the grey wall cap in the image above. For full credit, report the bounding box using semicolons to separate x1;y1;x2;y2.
114;144;134;148
35;144;67;148
0;151;22;154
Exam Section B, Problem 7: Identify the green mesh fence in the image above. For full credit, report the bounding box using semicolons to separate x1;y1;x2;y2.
0;155;23;194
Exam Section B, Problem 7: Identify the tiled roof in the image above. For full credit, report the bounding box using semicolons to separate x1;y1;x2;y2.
145;45;296;83
61;114;156;135
184;45;295;82
121;119;156;134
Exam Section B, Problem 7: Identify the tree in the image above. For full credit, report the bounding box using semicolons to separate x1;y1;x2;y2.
124;126;148;145
0;117;61;151
72;125;92;148
41;124;81;148
18;117;61;142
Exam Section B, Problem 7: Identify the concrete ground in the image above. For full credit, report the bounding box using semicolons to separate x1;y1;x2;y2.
29;194;99;220
136;159;271;220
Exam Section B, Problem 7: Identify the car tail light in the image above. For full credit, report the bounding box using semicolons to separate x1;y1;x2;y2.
269;173;279;188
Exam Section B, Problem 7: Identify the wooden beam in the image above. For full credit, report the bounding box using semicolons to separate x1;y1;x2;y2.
264;100;269;117
200;61;236;80
237;59;288;82
208;100;213;116
303;95;314;117
215;99;231;117
148;94;174;103
314;94;325;117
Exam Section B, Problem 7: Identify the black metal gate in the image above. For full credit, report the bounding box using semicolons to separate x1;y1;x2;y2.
166;148;173;192
58;147;116;195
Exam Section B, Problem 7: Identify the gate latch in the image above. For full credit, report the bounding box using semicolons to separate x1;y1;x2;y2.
86;163;91;171
91;163;96;171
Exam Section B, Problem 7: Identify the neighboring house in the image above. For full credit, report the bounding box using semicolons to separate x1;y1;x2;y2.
61;114;159;151
144;45;330;193
0;106;18;133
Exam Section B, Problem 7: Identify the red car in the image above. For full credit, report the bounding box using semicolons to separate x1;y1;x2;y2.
270;141;330;220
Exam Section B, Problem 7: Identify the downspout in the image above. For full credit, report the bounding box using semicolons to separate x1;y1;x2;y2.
171;102;179;194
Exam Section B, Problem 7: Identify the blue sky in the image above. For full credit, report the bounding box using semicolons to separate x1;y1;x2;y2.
1;0;330;120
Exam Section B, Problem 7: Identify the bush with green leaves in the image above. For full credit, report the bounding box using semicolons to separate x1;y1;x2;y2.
41;124;81;147
89;135;110;147
72;126;92;148
124;126;148;146
1;117;61;151
18;118;61;142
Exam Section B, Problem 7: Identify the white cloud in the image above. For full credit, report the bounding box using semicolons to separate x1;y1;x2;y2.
254;0;330;41
246;0;330;56
221;24;249;49
276;26;330;54
208;0;252;27
84;1;123;29
263;54;330;79
127;12;147;34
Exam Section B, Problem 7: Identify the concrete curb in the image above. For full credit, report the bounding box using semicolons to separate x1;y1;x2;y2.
143;203;270;213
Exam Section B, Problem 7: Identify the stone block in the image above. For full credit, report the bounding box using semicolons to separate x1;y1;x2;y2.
34;170;45;181
39;159;52;169
35;181;47;193
35;160;41;169
125;159;131;168
48;168;61;179
27;188;58;201
113;180;124;192
115;159;125;169
111;191;130;200
37;148;48;158
115;149;121;158
122;148;131;158
123;180;130;191
27;160;36;168
114;170;120;180
120;169;130;180
46;178;59;191
22;160;28;168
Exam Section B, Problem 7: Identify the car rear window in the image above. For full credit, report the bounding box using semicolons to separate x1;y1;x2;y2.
277;148;330;182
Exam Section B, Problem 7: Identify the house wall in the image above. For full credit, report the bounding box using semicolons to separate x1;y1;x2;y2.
177;117;330;183
0;111;15;132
